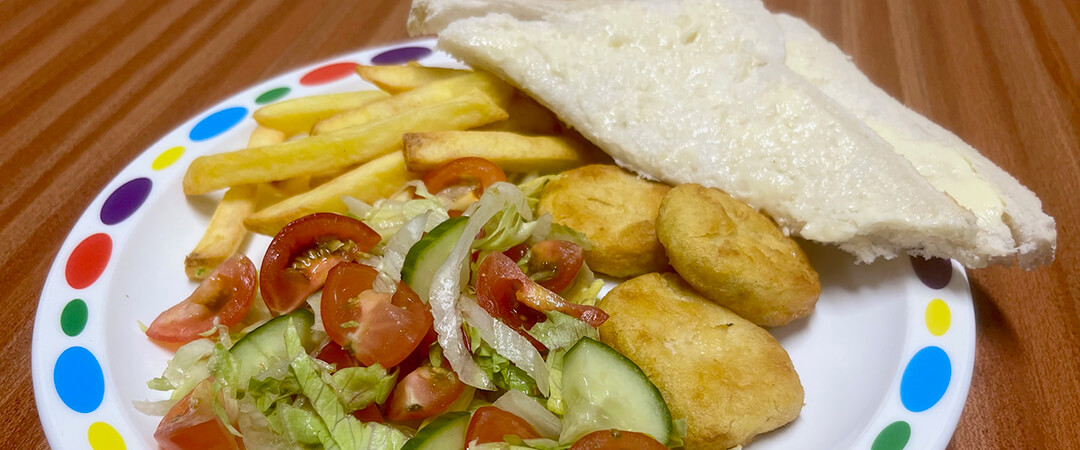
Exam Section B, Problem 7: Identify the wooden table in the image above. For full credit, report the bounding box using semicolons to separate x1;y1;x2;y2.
3;0;1076;448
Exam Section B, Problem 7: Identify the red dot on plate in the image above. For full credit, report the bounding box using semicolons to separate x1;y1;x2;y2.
300;62;359;86
65;233;112;289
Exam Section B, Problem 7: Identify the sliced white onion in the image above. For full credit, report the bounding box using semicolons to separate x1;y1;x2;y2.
373;212;428;294
493;389;562;439
459;295;549;396
429;182;529;391
132;399;174;416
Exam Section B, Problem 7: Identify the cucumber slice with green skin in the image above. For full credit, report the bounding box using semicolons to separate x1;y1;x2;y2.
230;309;318;388
401;411;472;450
558;337;673;445
401;216;469;303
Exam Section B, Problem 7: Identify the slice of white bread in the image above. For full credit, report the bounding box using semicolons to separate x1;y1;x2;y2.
414;0;1056;268
774;13;1055;268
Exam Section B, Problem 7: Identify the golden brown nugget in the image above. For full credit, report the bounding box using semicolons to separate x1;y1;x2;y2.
538;165;669;277
599;273;804;449
657;184;820;327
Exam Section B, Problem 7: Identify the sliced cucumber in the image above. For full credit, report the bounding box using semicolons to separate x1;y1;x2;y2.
401;216;469;302
558;337;672;445
401;411;472;450
230;309;318;388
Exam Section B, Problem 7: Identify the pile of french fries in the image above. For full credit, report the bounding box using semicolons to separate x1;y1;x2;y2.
183;63;606;280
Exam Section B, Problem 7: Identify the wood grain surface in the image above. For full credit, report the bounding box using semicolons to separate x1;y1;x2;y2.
2;0;1076;448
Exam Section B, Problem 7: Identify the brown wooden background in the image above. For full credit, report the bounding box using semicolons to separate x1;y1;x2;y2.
2;0;1077;448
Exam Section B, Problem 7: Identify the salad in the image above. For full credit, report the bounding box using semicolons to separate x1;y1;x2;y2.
140;157;685;450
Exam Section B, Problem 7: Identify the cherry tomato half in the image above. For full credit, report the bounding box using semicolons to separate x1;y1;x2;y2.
147;255;256;344
422;157;507;196
476;252;608;328
260;213;380;315
570;429;668;450
352;404;384;423
466;405;543;445
322;262;433;368
528;240;584;292
154;380;242;450
386;364;465;421
316;342;357;371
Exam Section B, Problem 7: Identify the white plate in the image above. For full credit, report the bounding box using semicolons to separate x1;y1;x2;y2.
32;38;975;450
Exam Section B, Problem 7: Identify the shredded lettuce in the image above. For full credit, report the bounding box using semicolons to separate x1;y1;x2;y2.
347;181;451;241
470;335;539;396
669;418;689;448
546;223;593;251
543;349;567;415
278;403;331;446
373;212;428;294
326;365;397;411
146;338;215;401
517;174;559;215
430;183;538;391
559;264;603;306
473;205;541;252
247;370;302;413
460;295;549;396
527;312;597;353
285;324;408;450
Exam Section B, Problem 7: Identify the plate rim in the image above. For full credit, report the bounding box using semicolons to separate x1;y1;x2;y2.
30;36;976;450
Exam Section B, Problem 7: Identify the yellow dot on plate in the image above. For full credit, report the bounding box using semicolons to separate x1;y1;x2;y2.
152;146;184;171
925;299;951;336
88;422;125;450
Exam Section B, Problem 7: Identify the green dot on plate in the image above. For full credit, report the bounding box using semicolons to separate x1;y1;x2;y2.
256;87;291;104
872;421;911;450
61;299;88;337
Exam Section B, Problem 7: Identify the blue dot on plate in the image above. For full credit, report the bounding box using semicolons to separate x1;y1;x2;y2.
900;346;951;412
189;106;247;141
100;177;152;225
371;46;432;65
53;346;105;413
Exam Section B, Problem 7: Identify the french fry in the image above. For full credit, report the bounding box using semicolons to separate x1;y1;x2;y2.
183;126;291;279
403;131;597;173
478;94;563;135
248;126;287;147
244;152;417;236
312;71;513;135
356;63;470;94
183;92;509;195
252;91;389;135
184;185;257;279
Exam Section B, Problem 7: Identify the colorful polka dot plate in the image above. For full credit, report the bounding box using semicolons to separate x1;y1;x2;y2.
31;38;975;450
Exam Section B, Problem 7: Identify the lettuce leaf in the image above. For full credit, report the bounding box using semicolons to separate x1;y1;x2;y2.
543;349;567;415
347;181;450;241
146;338;214;401
526;312;597;352
326;365;397;411
467;326;539;396
285;324;408;450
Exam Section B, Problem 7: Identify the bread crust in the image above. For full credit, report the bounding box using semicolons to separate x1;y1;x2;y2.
599;272;804;449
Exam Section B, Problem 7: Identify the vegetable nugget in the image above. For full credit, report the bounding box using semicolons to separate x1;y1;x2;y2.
657;184;820;327
599;273;804;449
538;165;669;277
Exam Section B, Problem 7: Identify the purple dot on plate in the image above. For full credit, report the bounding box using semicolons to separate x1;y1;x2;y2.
910;256;952;289
100;178;152;225
371;46;432;65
